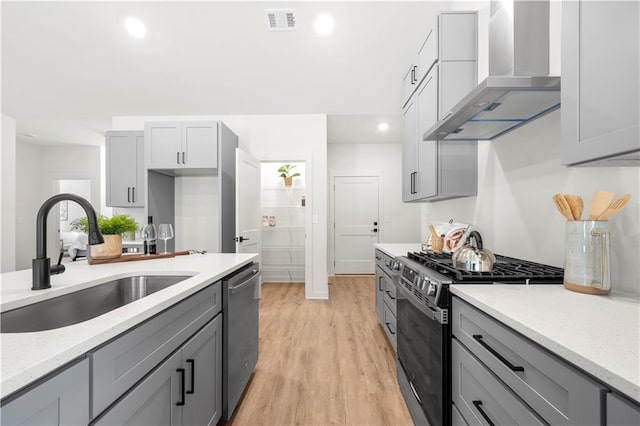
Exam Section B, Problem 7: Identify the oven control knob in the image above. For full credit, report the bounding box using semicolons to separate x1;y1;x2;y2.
427;283;437;296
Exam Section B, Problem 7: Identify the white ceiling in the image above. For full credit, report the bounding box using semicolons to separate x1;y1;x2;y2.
2;1;457;146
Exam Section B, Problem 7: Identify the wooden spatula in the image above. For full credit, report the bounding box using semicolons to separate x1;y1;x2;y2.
553;194;574;220
564;194;583;221
597;194;631;220
588;190;616;220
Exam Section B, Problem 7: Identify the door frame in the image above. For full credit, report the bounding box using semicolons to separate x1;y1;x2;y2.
329;170;384;276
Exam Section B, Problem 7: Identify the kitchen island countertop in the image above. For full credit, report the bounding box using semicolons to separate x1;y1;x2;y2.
0;253;258;399
374;243;423;259
451;284;640;404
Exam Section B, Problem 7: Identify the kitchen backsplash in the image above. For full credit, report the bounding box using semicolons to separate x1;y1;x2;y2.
421;110;640;296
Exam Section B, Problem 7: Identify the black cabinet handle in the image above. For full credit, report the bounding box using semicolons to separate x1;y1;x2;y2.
127;187;131;203
182;152;185;164
385;290;396;300
473;335;524;372
131;187;135;203
186;359;195;394
177;152;180;164
410;172;417;194
385;322;396;335
378;276;384;291
177;368;186;406
473;401;495;426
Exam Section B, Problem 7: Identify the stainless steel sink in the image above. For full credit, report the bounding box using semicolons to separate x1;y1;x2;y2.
1;275;192;333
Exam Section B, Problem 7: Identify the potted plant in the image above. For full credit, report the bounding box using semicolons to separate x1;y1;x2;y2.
278;164;301;187
71;214;138;259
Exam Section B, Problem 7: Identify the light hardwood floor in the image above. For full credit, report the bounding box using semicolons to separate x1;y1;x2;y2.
226;276;412;426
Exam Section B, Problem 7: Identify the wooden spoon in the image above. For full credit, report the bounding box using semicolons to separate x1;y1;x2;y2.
553;194;574;220
597;194;631;220
564;194;583;221
588;190;616;220
428;224;439;239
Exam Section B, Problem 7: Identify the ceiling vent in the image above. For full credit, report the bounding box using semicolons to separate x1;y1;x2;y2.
265;9;296;31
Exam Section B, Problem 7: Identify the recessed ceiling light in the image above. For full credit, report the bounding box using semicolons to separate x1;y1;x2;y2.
377;122;389;132
314;13;334;36
125;17;146;39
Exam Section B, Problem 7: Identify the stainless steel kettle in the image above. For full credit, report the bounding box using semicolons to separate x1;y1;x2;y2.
452;231;496;272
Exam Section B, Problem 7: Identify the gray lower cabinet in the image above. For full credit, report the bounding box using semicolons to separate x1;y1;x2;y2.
0;358;89;426
607;392;640;426
94;315;222;426
374;265;384;324
452;296;607;425
374;249;398;353
561;0;639;165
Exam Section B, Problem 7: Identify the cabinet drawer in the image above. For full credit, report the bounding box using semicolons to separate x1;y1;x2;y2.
90;282;222;418
452;297;605;425
383;302;397;352
381;252;395;276
383;271;397;316
452;339;545;425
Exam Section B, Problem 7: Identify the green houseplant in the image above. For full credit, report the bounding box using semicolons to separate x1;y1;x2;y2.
278;164;301;187
71;214;138;259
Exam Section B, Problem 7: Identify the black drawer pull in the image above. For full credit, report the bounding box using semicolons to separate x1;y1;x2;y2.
473;401;495;426
385;290;396;300
385;322;396;335
177;368;186;406
473;334;524;372
186;359;195;394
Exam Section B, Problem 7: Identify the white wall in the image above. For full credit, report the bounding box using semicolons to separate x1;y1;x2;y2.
328;143;421;273
1;115;17;272
112;114;329;299
15;142;102;270
58;179;92;232
421;110;640;296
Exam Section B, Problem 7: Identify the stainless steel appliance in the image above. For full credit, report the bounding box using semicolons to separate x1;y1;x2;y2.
222;262;260;420
393;251;563;425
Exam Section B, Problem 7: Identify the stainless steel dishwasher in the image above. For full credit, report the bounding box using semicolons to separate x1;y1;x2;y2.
222;262;260;420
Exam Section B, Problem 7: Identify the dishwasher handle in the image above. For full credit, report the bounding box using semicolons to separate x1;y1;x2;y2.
228;265;260;294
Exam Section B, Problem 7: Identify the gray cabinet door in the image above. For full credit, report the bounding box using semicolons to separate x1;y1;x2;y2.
374;265;384;324
402;98;418;202
607;392;640;426
182;122;218;169
146;122;182;169
0;358;89;426
106;131;140;208
94;350;183;426
416;66;438;200
561;0;640;165
181;314;223;426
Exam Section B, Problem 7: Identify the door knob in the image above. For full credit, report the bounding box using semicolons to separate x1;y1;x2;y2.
371;228;378;233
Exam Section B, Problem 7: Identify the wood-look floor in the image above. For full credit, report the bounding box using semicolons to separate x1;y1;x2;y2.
226;276;412;426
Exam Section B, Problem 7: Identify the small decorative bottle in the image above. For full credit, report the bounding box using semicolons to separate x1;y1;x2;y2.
142;216;157;255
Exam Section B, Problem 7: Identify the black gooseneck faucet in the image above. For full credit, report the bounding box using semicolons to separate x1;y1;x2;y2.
32;193;104;290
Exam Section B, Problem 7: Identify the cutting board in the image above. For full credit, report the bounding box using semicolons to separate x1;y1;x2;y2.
87;251;190;265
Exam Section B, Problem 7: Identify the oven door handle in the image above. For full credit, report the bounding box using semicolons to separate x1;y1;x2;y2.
408;380;423;406
394;278;448;324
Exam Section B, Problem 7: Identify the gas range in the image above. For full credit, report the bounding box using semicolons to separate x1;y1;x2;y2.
394;251;564;309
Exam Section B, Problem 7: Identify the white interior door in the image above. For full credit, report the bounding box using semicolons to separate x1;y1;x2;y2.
334;176;380;274
236;149;260;254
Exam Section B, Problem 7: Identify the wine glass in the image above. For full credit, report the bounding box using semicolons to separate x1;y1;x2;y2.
157;224;174;254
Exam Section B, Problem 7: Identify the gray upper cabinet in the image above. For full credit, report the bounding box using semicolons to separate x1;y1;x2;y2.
402;11;478;203
0;358;89;426
145;121;219;170
561;0;640;166
106;131;145;207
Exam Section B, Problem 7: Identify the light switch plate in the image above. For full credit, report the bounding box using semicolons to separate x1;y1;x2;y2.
312;214;318;224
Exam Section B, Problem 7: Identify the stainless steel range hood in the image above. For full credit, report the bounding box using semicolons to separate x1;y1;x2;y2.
424;0;560;141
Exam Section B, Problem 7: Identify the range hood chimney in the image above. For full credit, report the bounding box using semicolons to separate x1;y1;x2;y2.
423;0;560;141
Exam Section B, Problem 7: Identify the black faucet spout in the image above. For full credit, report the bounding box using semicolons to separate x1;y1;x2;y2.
32;193;104;290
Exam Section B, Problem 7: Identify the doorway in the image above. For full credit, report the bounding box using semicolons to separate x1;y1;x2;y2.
332;174;381;274
57;179;91;262
260;161;306;284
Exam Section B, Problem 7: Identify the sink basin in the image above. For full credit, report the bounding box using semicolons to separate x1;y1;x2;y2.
1;275;192;333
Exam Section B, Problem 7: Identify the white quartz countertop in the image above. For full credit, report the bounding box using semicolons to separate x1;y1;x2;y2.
0;253;258;399
374;243;423;258
450;284;640;403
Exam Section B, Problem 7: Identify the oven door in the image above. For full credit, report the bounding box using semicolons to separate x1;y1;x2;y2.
395;276;450;426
